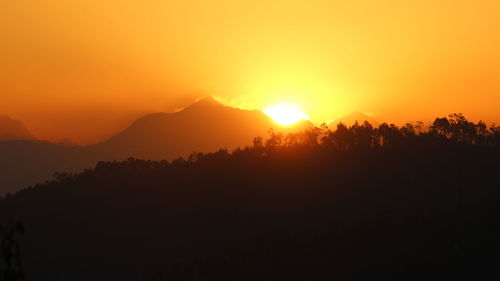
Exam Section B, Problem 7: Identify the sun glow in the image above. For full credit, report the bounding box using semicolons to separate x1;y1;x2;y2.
263;104;310;126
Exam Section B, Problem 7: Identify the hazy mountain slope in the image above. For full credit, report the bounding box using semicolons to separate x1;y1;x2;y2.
0;141;93;195
0;98;305;194
0;115;36;141
88;97;285;161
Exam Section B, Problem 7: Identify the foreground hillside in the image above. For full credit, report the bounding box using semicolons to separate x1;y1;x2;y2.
1;115;500;281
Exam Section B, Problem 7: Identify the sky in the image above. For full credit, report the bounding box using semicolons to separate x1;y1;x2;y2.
1;0;499;144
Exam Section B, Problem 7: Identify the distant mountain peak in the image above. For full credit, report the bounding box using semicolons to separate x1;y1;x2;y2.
0;115;36;141
196;95;219;103
190;96;223;107
330;111;379;127
92;95;308;161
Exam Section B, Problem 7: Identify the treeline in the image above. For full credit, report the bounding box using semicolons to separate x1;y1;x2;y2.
2;113;497;195
257;113;500;151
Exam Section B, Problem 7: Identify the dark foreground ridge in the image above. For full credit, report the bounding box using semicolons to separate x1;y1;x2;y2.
1;114;500;281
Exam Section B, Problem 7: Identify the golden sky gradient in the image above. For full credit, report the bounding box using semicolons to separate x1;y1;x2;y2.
1;0;499;144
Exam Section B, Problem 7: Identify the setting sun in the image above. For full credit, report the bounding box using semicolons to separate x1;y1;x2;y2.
263;104;310;126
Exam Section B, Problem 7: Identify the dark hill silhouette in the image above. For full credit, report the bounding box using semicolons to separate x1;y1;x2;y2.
88;97;306;161
0;115;36;141
1;117;500;281
331;111;379;127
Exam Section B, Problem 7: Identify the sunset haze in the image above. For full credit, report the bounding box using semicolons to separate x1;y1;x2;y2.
1;0;499;144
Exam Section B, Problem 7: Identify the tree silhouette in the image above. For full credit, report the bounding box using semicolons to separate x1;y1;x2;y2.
0;220;24;281
429;117;451;138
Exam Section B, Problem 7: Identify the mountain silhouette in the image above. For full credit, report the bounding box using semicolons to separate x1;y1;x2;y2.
0;115;36;141
330;111;379;127
0;97;306;194
88;97;304;161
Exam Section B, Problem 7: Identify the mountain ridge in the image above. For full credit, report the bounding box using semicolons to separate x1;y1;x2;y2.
89;97;283;161
330;111;379;127
0;115;36;141
0;98;305;194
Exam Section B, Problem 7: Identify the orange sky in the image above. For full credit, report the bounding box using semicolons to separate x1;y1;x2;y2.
1;0;499;144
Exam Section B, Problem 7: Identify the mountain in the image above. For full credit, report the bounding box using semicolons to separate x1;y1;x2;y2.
0;140;93;195
0;97;307;195
88;97;301;161
330;111;379;127
0;115;36;141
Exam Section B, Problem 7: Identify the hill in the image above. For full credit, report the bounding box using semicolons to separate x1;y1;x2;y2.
88;97;311;161
88;97;281;161
0;140;93;195
330;111;379;127
0;115;36;141
1;123;500;281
